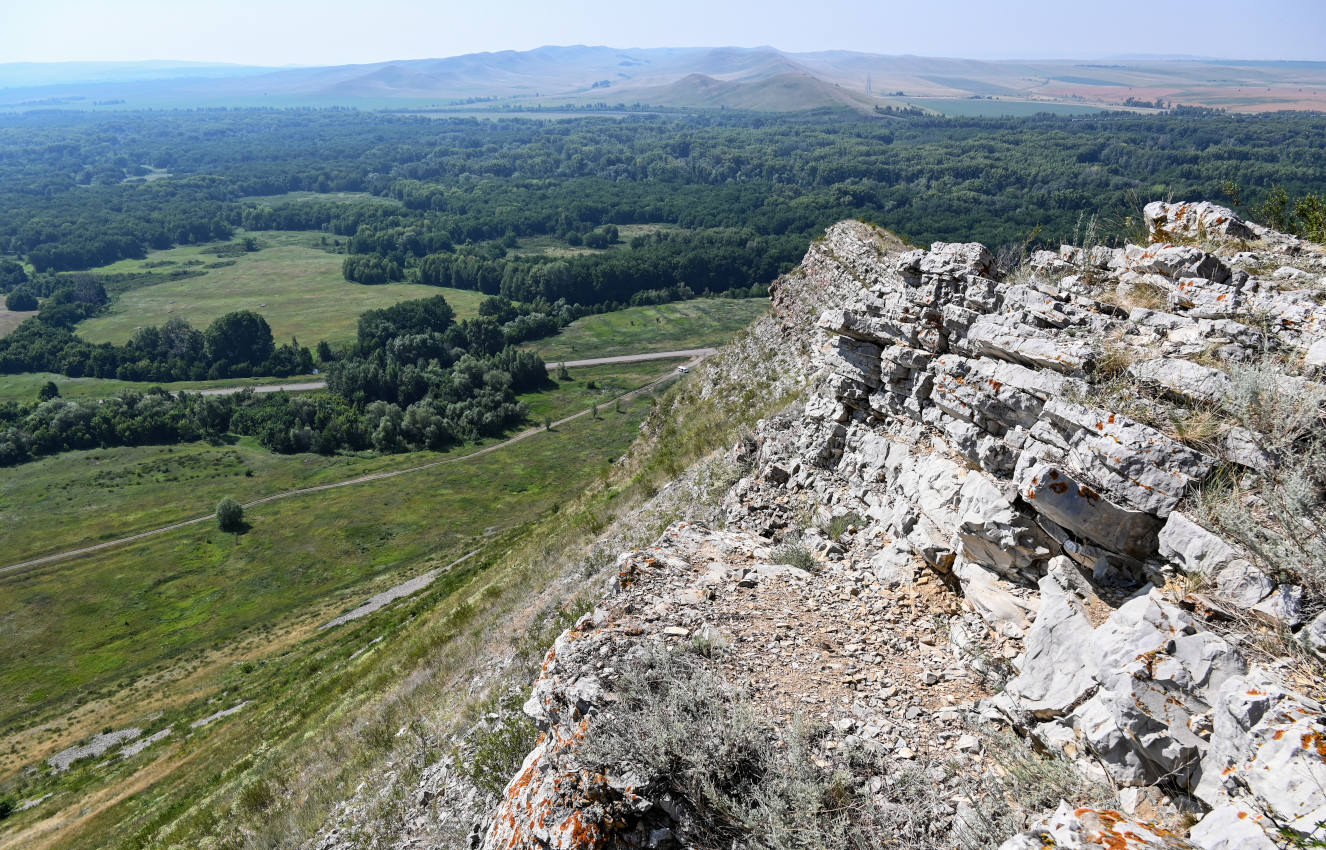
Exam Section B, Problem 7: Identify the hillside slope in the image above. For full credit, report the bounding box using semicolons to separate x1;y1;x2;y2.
465;205;1326;849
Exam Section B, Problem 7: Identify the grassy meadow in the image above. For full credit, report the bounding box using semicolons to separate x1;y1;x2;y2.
0;362;672;567
531;297;767;362
76;232;484;347
0;372;324;404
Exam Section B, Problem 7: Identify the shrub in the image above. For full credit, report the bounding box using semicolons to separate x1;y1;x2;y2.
461;691;538;797
827;511;864;540
216;497;244;533
582;649;888;849
1196;358;1326;602
772;543;817;572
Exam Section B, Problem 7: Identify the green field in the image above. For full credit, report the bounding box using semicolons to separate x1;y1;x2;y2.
0;372;324;404
531;297;768;361
509;224;680;258
76;232;484;347
0;363;671;566
0;373;664;727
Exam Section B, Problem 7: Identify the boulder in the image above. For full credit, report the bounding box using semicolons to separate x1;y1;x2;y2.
1213;561;1274;608
1018;461;1162;559
1250;583;1305;627
921;241;993;278
1128;358;1232;405
1157;512;1239;576
1187;805;1277;850
1003;568;1098;719
1144;201;1255;242
1307;610;1326;654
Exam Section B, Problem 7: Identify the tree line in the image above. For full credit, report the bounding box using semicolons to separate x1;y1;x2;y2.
0;292;552;465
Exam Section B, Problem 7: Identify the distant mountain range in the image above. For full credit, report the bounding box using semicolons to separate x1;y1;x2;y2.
4;46;1326;113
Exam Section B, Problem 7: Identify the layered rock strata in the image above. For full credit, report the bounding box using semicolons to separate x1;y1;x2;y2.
478;204;1326;850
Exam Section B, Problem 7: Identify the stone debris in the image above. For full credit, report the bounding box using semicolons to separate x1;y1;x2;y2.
189;701;249;729
47;727;141;772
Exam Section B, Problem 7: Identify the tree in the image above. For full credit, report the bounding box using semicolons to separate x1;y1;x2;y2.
38;380;59;401
204;311;275;371
216;497;244;533
6;289;37;311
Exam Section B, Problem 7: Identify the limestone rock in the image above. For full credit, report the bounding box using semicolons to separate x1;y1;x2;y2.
1195;672;1326;834
1018;461;1161;559
1187;804;1277;850
998;801;1197;849
1144;200;1255;242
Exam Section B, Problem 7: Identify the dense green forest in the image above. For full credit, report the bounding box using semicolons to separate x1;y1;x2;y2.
3;108;1326;276
2;106;1325;464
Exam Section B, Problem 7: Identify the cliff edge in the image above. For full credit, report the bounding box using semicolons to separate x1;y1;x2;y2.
478;202;1326;849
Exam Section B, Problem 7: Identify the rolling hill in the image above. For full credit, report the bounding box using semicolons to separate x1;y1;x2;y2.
3;45;1326;113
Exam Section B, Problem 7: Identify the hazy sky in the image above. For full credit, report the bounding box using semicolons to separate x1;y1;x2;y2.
5;0;1326;65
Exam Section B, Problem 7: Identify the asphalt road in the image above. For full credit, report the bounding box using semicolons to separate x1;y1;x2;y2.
197;349;716;396
1;350;712;575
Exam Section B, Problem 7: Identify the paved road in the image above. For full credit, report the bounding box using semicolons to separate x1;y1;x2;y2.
196;349;716;397
0;351;711;576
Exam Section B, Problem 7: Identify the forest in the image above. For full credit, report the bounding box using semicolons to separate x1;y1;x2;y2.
2;106;1326;464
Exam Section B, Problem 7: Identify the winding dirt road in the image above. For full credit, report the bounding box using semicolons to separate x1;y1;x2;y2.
197;349;716;396
1;351;711;576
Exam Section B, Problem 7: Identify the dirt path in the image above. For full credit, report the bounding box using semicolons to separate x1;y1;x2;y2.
195;349;715;396
0;353;709;576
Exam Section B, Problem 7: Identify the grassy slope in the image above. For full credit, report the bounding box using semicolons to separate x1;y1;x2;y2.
531;298;767;361
0;306;783;850
76;232;483;347
0;396;657;850
0;398;646;732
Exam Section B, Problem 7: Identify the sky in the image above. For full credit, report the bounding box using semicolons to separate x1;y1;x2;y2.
4;0;1325;66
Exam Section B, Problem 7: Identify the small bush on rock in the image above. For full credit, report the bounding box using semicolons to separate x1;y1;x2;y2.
461;691;538;797
1197;358;1326;603
583;648;968;849
772;543;817;572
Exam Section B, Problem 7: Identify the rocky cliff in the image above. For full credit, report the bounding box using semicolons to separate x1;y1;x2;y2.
476;203;1326;849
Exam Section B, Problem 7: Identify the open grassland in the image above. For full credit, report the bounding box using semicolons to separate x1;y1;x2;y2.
0;362;673;566
0;395;657;850
518;359;684;422
0;372;322;404
509;223;680;258
531;297;767;361
76;232;484;347
0;391;653;739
